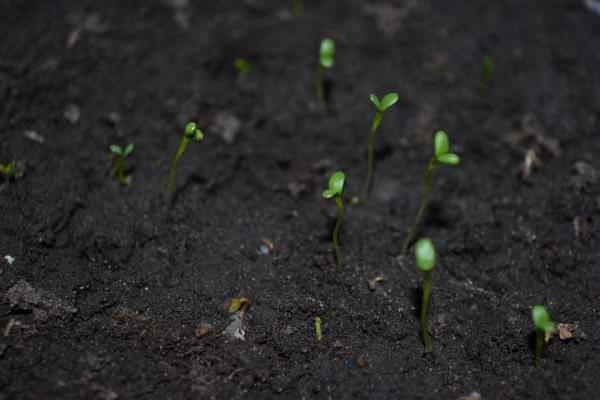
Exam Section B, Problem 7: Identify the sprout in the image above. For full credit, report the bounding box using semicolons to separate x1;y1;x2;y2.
415;238;437;352
315;316;322;342
532;305;556;368
234;58;251;81
167;122;204;208
109;144;134;186
401;130;460;255
292;0;303;15
362;92;400;201
322;171;345;269
482;55;494;87
317;38;335;106
0;161;25;187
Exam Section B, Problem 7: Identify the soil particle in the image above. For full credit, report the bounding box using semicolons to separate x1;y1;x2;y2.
5;280;77;321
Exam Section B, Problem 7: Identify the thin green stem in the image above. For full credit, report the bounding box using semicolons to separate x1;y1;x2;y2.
116;155;127;185
167;136;190;208
421;271;432;352
535;331;544;368
333;196;345;270
402;157;436;256
317;65;325;106
362;110;383;202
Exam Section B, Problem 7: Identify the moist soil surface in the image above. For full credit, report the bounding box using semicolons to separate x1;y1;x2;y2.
1;1;600;399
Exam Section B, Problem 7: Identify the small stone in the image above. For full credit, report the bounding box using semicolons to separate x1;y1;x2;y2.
4;255;15;265
332;340;343;348
213;111;241;144
367;276;386;291
356;356;367;368
459;392;482;400
23;130;45;144
194;323;215;338
64;104;81;124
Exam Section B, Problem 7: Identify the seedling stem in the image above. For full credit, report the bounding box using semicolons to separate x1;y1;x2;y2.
421;270;432;352
167;122;204;208
415;238;436;352
317;39;335;106
532;305;556;368
401;131;460;255
322;171;345;269
363;93;399;201
109;144;134;186
315;316;322;342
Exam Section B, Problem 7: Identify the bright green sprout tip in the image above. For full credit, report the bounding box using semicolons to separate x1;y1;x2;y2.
532;305;556;368
415;238;437;272
109;143;134;186
319;38;335;69
184;122;204;141
322;171;345;199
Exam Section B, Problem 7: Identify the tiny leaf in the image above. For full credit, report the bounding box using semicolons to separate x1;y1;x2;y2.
437;153;460;165
415;238;436;272
124;144;134;156
110;145;122;155
184;122;204;141
369;94;381;110
380;93;399;111
433;130;450;157
322;188;336;199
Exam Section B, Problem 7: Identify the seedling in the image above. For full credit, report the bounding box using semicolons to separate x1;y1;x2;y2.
532;305;556;368
0;161;25;185
415;238;436;352
109;144;134;186
322;171;345;269
292;0;303;15
482;55;494;86
315;316;322;342
362;93;400;201
401;130;460;255
167;122;204;207
317;38;335;106
234;58;251;81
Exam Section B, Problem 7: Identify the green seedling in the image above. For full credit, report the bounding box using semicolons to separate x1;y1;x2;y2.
322;171;345;269
234;58;251;81
292;0;303;15
362;92;400;201
0;161;25;185
109;144;134;186
167;122;204;207
401;131;460;255
415;238;437;352
317;38;335;106
532;305;556;368
315;316;322;342
482;55;494;86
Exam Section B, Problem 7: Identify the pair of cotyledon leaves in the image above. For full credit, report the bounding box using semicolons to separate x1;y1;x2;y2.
110;144;134;156
370;93;399;113
434;131;460;165
184;122;204;141
322;171;345;199
532;305;557;334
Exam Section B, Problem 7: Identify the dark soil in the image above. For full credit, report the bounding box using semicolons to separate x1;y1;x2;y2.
1;0;600;398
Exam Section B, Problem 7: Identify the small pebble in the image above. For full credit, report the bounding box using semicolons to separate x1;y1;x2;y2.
4;255;15;265
64;104;81;124
194;323;216;338
23;130;45;144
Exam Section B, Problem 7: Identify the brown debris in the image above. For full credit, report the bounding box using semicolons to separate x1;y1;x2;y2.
194;323;216;338
557;323;585;341
5;280;77;321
